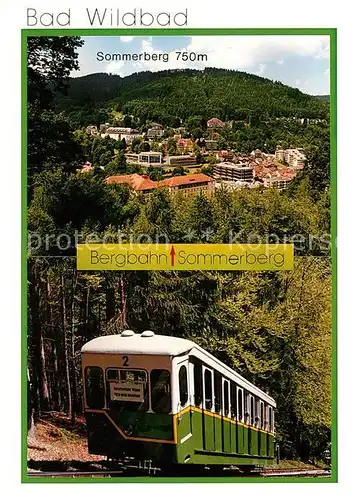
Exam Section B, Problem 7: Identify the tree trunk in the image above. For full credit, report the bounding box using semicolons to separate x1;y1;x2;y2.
28;261;50;413
106;287;115;322
53;342;61;410
61;273;72;419
70;270;78;424
46;273;62;410
27;369;36;439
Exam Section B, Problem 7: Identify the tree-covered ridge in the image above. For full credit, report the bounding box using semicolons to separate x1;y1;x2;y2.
55;68;329;126
314;95;330;102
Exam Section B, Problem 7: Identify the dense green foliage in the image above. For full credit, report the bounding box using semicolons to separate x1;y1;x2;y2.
27;36;84;186
28;169;330;256
55;69;328;126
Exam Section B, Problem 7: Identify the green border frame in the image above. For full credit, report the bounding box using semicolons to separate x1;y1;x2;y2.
21;27;337;483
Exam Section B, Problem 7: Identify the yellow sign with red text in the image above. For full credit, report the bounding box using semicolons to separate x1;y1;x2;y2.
77;244;293;271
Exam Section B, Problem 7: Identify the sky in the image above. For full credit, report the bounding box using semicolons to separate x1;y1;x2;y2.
74;35;330;95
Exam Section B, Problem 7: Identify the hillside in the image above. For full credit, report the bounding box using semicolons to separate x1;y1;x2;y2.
55;68;329;127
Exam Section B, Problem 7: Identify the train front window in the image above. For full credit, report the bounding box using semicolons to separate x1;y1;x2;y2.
150;369;171;413
107;368;119;380
106;368;148;411
85;366;105;409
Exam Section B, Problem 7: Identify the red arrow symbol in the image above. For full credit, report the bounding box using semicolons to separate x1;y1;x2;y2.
170;245;176;266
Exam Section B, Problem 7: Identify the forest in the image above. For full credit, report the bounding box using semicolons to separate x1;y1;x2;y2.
26;36;332;464
54;68;329;126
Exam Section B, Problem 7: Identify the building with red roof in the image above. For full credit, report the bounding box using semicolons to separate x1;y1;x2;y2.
105;173;214;197
207;118;225;129
216;150;234;161
105;174;156;195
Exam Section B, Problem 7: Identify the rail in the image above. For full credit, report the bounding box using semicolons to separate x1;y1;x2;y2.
27;462;331;479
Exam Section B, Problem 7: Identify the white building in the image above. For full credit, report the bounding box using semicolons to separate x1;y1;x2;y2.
147;128;165;139
120;133;143;145
264;174;293;190
165;155;196;167
275;148;306;169
138;152;163;166
213;162;254;182
101;127;137;141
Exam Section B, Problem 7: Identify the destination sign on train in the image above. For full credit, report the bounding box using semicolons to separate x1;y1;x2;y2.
109;382;145;403
77;243;294;271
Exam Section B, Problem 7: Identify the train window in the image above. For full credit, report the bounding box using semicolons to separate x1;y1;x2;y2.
120;370;146;382
150;369;171;413
204;369;213;410
230;381;237;418
255;399;260;427
106;369;148;412
107;368;119;380
85;366;105;409
269;407;274;432
179;365;189;407
194;363;203;407
260;401;265;429
107;369;146;382
223;380;230;417
244;391;250;424
250;396;255;426
214;371;222;413
238;388;244;421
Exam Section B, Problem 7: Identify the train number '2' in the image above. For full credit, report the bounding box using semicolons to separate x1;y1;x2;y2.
122;355;129;366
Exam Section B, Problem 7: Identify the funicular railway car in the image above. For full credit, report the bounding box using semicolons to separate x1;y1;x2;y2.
81;330;276;471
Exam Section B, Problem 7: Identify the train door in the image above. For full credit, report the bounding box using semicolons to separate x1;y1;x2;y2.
230;382;237;455
267;405;275;457
237;387;245;454
255;399;261;455
176;360;192;442
245;392;251;454
249;395;258;455
222;378;231;453
259;401;266;456
202;367;214;451
213;371;223;452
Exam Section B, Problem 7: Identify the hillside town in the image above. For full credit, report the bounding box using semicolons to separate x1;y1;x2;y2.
79;118;307;197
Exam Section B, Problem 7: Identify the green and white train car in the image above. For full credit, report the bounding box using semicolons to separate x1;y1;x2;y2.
81;330;276;470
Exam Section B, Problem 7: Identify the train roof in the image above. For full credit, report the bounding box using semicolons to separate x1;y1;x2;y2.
81;332;195;356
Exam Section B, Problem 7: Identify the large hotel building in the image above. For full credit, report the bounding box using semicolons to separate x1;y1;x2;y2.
105;173;215;198
212;162;254;182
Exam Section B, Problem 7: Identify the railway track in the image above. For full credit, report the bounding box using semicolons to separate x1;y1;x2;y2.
27;462;331;479
260;468;331;478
